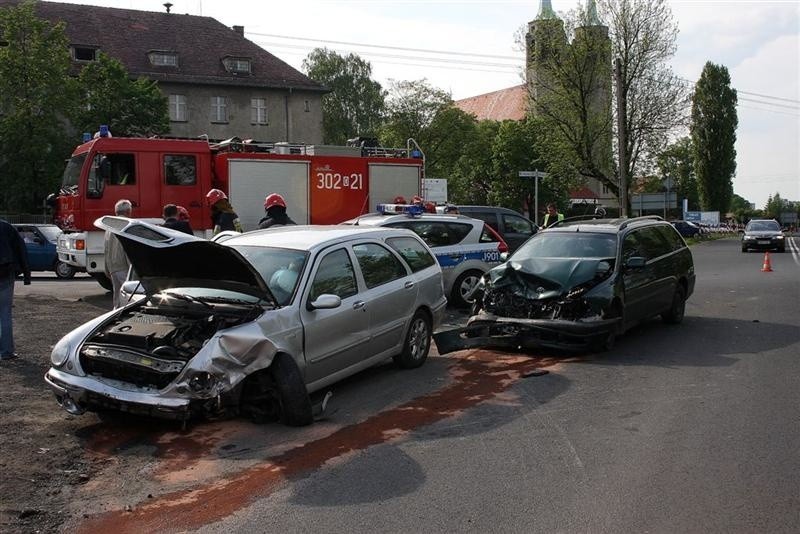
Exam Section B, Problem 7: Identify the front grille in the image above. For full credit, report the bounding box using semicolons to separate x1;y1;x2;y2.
80;347;184;390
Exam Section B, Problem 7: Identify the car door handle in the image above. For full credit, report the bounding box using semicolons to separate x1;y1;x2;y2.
353;300;366;310
404;281;415;289
449;253;462;260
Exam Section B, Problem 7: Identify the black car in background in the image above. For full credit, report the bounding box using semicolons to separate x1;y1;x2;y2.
671;220;701;238
435;216;695;353
741;219;785;252
456;206;537;252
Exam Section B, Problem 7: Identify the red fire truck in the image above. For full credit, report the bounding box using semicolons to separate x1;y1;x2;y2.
54;135;425;287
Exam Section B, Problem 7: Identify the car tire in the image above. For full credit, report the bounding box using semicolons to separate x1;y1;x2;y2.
778;246;785;253
393;310;431;369
90;272;113;291
741;246;747;253
661;284;687;325
451;270;483;308
270;353;313;427
593;301;621;352
54;260;76;279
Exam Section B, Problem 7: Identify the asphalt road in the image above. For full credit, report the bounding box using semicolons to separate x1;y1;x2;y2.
20;238;800;533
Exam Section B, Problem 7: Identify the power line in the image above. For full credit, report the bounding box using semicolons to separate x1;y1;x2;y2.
252;31;799;107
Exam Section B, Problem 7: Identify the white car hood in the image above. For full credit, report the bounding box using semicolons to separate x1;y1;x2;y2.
95;216;275;303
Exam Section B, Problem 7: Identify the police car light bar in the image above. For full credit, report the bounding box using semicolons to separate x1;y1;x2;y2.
376;203;424;216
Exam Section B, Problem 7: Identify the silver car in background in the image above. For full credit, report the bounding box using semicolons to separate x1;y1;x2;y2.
45;218;447;426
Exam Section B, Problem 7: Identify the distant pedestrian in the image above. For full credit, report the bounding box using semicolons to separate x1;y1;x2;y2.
206;189;243;235
444;204;460;214
542;203;564;228
258;193;296;229
104;199;132;309
161;203;193;235
0;219;31;360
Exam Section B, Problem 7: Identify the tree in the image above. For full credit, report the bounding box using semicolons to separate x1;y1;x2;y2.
380;79;452;146
657;136;699;210
691;61;738;213
0;1;76;212
72;53;169;138
764;192;788;220
729;193;755;223
302;48;385;144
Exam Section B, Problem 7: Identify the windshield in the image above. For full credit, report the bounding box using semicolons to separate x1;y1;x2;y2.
232;245;309;306
746;220;780;232
38;226;62;242
61;153;87;190
514;232;617;260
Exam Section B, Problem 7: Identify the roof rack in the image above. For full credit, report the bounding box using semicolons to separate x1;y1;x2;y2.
619;215;663;230
548;214;605;228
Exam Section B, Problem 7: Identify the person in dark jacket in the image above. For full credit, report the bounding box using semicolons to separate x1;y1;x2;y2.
258;193;296;229
161;204;193;235
206;189;243;235
0;219;31;360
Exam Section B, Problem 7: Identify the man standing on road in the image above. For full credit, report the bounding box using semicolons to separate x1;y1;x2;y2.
0;219;31;360
542;203;564;228
104;199;132;309
161;203;193;235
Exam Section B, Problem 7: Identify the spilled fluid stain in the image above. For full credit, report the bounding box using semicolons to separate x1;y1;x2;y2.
78;351;564;533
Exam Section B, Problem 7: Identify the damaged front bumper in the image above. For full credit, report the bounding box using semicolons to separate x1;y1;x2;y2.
434;311;621;354
45;368;192;420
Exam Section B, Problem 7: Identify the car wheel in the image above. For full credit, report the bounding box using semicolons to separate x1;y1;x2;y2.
451;270;483;308
778;246;785;253
593;301;621;352
90;272;113;291
270;353;313;427
661;284;687;324
393;310;431;369
54;260;76;279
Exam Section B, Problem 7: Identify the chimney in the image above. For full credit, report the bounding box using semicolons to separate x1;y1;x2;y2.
163;2;173;13
232;25;244;36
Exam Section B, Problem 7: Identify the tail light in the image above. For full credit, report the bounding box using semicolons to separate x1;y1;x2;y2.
75;239;85;250
484;224;508;253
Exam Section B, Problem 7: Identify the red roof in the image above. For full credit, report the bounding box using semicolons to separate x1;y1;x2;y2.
569;186;599;199
454;84;527;121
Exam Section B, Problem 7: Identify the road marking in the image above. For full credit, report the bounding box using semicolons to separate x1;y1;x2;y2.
788;236;800;267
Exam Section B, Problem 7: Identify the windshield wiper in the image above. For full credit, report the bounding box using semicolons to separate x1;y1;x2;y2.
195;295;270;307
163;291;214;309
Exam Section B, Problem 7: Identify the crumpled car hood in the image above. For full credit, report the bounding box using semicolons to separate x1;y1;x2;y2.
486;257;609;298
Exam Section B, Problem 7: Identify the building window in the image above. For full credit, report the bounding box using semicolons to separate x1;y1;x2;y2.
148;51;178;67
164;155;197;185
169;94;187;122
251;98;267;124
72;46;97;62
304;99;311;112
223;57;251;74
211;96;228;123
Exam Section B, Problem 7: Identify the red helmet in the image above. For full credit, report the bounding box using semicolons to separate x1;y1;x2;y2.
264;193;287;210
412;195;424;205
206;188;227;206
177;205;190;221
393;195;407;204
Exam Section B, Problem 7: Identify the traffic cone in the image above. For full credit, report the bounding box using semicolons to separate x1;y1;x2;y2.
761;251;773;272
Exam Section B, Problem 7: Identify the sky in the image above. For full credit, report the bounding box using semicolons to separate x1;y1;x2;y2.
46;0;800;208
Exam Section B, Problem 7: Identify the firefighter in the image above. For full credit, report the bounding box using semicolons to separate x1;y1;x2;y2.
206;189;243;235
161;203;193;235
177;205;191;223
542;203;564;228
258;193;296;229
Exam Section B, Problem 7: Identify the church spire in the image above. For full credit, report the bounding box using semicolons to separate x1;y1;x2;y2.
537;0;558;20
586;0;601;25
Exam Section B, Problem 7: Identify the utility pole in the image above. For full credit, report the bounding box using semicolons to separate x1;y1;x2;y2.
614;58;628;217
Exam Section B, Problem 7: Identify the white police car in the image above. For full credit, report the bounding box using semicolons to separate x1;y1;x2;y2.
343;204;509;307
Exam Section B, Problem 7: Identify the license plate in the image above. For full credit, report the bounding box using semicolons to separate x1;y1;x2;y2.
757;240;769;244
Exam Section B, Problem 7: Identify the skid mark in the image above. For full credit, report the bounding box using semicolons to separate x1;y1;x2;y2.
79;352;564;534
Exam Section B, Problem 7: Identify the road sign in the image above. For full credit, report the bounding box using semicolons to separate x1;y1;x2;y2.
519;170;547;179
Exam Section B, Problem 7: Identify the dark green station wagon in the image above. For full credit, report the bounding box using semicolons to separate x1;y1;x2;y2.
435;216;696;353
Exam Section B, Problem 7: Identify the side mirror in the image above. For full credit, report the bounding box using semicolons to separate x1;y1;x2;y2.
307;294;341;311
33;236;44;245
625;256;646;270
121;280;145;295
45;193;57;208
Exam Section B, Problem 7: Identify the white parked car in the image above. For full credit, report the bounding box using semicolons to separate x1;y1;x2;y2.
45;217;447;425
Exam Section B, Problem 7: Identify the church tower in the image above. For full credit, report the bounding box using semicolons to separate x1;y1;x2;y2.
526;0;567;111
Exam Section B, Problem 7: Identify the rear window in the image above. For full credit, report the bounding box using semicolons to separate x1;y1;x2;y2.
386;236;436;272
387;221;473;247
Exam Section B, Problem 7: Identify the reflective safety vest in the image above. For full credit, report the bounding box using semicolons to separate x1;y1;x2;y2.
543;212;564;227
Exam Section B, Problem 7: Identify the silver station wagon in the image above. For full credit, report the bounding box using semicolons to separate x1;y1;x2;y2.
45;218;447;426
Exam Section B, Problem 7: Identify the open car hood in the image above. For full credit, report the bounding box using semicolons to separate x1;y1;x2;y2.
95;216;275;304
487;257;611;299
